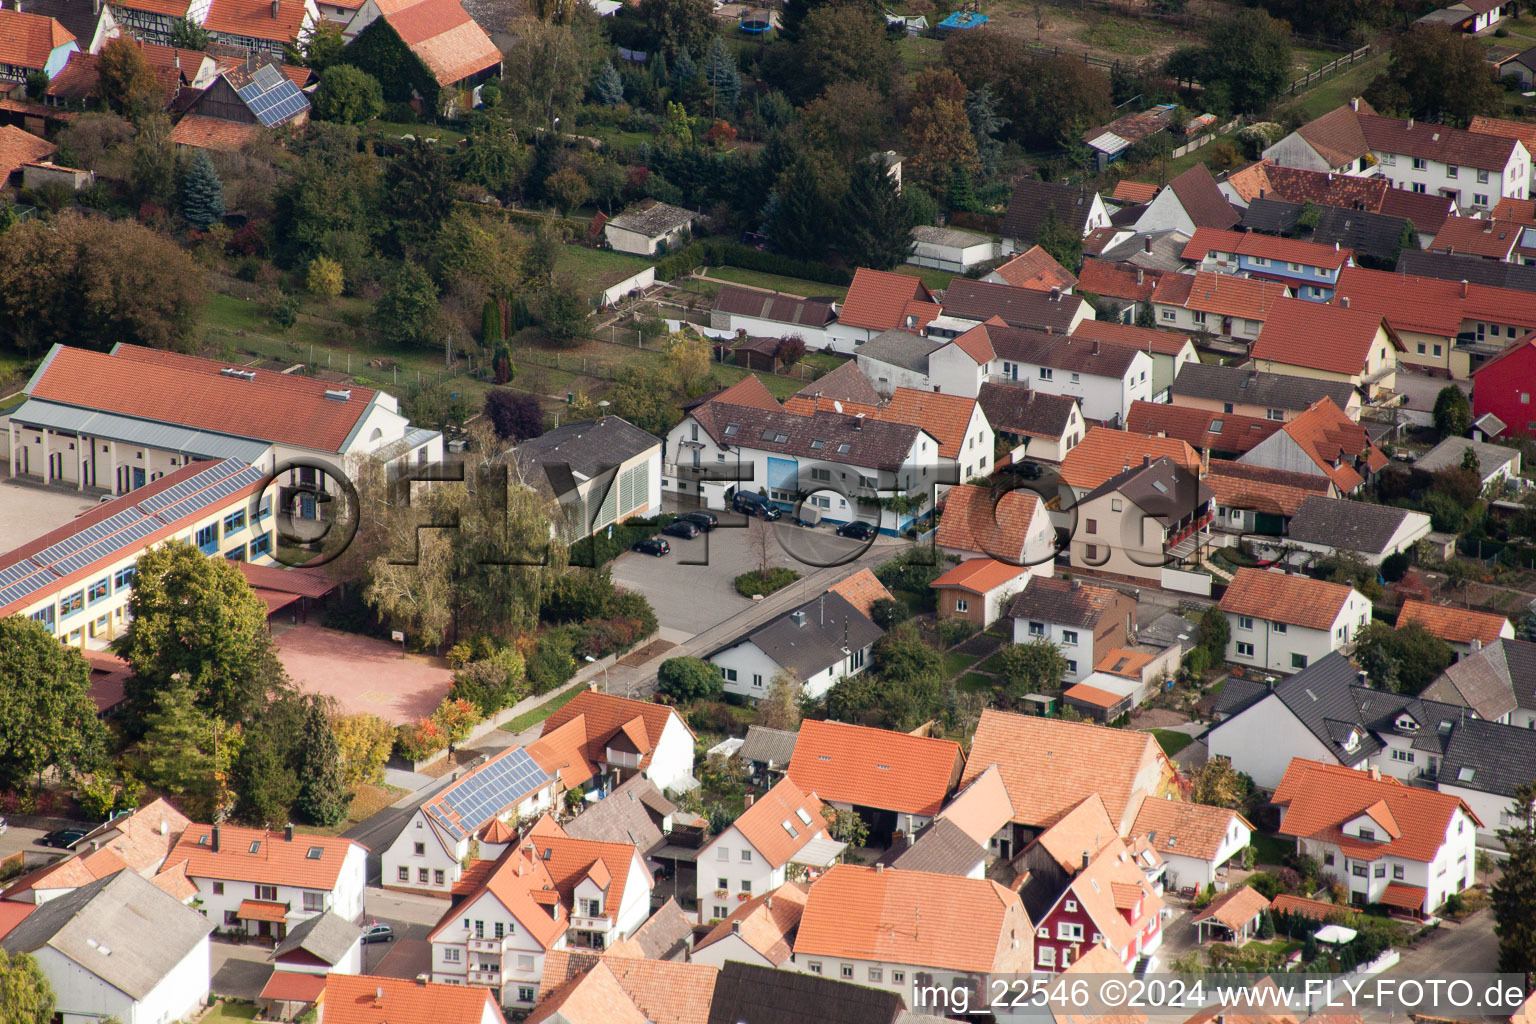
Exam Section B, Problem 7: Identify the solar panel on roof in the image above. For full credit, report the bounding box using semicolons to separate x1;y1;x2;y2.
155;464;266;523
242;77;308;128
252;63;283;89
0;561;39;589
50;517;162;578
136;462;239;514
32;507;146;565
439;749;550;834
0;572;52;608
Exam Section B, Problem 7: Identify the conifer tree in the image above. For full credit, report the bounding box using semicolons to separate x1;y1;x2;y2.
672;50;697;89
1493;781;1536;984
595;61;624;106
701;37;739;113
765;155;832;261
179;149;225;229
295;699;349;827
837;157;913;271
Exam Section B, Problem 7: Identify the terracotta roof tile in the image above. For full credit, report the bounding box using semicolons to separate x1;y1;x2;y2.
1219;161;1273;204
0;124;56;180
1182;227;1354;269
1262;164;1386;211
385;2;503;87
1113;180;1160;204
1063;838;1163;950
1295;103;1372;169
1219;568;1357;631
791;361;881;406
1125;401;1280;453
1030;793;1118;873
1272;758;1480;862
934;482;1047;562
1130;797;1251;861
1207;459;1331;518
964;710;1168;830
794;864;1028;973
524;821;643;927
837;267;934;332
323;974;503;1024
533;951;717;1024
0;10;74;71
1;848;128;901
1272;397;1383;491
202;0;307;42
1181;271;1290;320
427;843;566;950
169;113;267;152
1397;600;1511;646
787;719;962;817
1268;893;1360;921
1191;885;1270;931
682;374;782;413
1095;648;1157;678
161;824;363;890
1469;115;1536;166
936;763;1014;846
1076;258;1162;303
992;246;1079;291
825;568;894;619
539;691;691;781
1064;682;1129;708
1059;426;1200;491
0;902;37;941
693;882;808;965
1167;163;1241;229
1430;216;1523;259
1252;298;1400;379
261;971;327;1004
930;557;1030;595
528;961;652;1024
1360;112;1518;171
724;776;830;869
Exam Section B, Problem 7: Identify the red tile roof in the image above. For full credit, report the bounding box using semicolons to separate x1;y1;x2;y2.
169;114;265;152
1360;112;1519;171
1269;893;1360;921
1124;400;1280;453
538;691;692;782
934;482;1047;561
1064;682;1128;708
693;882;807;965
1180;271;1290;320
1273;759;1480;863
1077;258;1162;303
1181;227;1354;270
0;902;36;941
1250;297;1401;378
930;557;1031;595
373;0;501;86
1219;161;1274;204
0;10;74;71
1276;396;1384;491
30;344;380;452
0;124;56;181
525;817;644;925
1397;599;1511;646
1130;797;1251;861
786;386;981;461
1072;319;1192;358
531;953;717;1024
825;568;894;619
1206;459;1332;518
992;246;1079;291
787;719;963;817
1167;162;1241;229
323;974;504;1024
1295;103;1372;169
161;823;363;890
1430;216;1522;259
202;0;308;41
1469;115;1536;167
722;776;829;869
1059;837;1163;950
1219;568;1357;631
685;374;782;413
1112;180;1160;204
837;267;934;332
1191;884;1270;931
1059;426;1201;491
261;971;327;1004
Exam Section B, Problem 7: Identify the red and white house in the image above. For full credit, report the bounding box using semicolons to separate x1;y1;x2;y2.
1031;835;1164;973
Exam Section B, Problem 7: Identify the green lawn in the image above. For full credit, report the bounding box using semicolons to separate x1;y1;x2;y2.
713;362;809;399
295;783;408;838
943;651;980;678
703;265;849;299
368;119;467;146
1149;728;1194;757
1274;53;1388;124
957;672;996;693
802;351;849;374
896;34;943;73
499;683;587;736
1251;832;1294;866
978;649;1013;674
556;245;655;297
202;1002;259;1023
894;264;956;292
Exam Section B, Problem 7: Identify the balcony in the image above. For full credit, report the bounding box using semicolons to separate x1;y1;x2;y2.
567;914;609;932
662;463;720;482
604;748;642;769
467;969;501;986
467;936;507;955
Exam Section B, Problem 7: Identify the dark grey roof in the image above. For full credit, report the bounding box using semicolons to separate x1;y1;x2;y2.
1440;715;1536;798
794;362;882;406
1286;495;1425;555
21;0;107;47
1349;687;1465;757
1007;575;1128;630
976;382;1079;438
714;285;835;329
1098;229;1193;272
270;911;362;966
1422;638;1536;716
1264;652;1379;766
690;402;924;471
564;773;671;853
942;278;1090;334
984;324;1140;378
1311;206;1412;264
2;870;213;1000
1002;180;1099;243
608;200;695;237
886;818;987;875
1138;610;1198;653
1241;197;1305;235
1397;250;1536;294
1413;436;1521;475
512;415;659;492
717;591;883;681
626;897;694;961
739;725;799;768
1081;456;1211;527
1171;362;1357;412
853;330;941;373
707;961;904;1024
1213;675;1269;719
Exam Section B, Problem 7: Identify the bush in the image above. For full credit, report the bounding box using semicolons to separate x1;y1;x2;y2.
653;240;854;287
936;618;975;646
658;656;724;701
1381;551;1410;582
394;718;447;761
543;569;622;623
567;514;675;568
1248;871;1283;899
526;627;577;694
484;390;544;441
869;597;909;629
734;567;801;598
448;649;530;716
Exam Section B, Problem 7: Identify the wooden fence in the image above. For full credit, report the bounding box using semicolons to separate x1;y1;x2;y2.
1285;46;1372;96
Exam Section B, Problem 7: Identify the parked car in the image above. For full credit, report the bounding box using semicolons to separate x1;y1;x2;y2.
731;491;782;520
1009;460;1044;480
679;511;717;532
0;816;8;834
361;923;394;944
632;537;671;556
835;521;878;541
662;520;701;539
37;828;86;849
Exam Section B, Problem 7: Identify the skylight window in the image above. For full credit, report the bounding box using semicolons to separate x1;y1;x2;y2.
782;820;799;838
775;432;789;443
249;841;261;854
837;443;852;454
306;846;324;860
811;439;826;449
1458;767;1475;782
724;424;739;437
761;429;777;441
1209;419;1224;434
197;835;209;846
795;808;814;825
1151;480;1168;494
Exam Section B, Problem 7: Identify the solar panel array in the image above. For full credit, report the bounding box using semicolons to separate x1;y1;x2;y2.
0;459;267;612
431;748;552;840
236;73;309;128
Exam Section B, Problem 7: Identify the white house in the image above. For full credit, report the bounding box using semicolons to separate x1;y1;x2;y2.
535;689;698;796
707;590;882;701
1218;568;1372;675
708;286;836;351
1397;600;1515;659
976;384;1084;465
602;200;695;255
428;816;653;1009
1009;576;1139;684
2;870;213;1024
909;225;1000;272
694;777;843;924
1273;758;1479;915
1134;162;1242;235
382;745;558;897
1240;397;1387;495
1279;495;1432;567
1129;796;1253;891
510;416;662;541
268;910;364;976
690;882;808;969
158;824;367;941
1000;180;1111;254
1412;436;1523;490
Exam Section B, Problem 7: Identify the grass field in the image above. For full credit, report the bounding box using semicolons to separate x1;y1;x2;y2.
704;266;850;299
894;264;956;292
944;651;980;677
1273;53;1388;124
499;683;586;736
957;672;996;693
1251;832;1293;866
295;783;408;838
201;1002;259;1023
1149;728;1194;756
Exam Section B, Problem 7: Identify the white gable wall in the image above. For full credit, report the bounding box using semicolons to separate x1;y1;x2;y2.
1206;692;1342;790
34;932;210;1024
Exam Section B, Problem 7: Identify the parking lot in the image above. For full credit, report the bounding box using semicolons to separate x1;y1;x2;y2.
611;511;904;636
0;478;101;552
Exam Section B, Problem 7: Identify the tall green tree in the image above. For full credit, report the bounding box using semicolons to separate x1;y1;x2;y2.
231;689;305;826
0;618;108;790
118;541;282;731
295;698;349;826
385;138;456;252
967;85;1009;177
1352;620;1453;694
997;636;1068;701
139;673;237;821
170;16;211;49
129;113;175;206
454;115;529;196
374;262;441;349
179;149;226;228
594;61;624;106
313;64;384;124
1364;24;1500;127
0;949;54;1024
1433;384;1472;439
1493;780;1536;982
837;156;913;271
1034;206;1084;274
94;36;161;117
766;154;834;261
797;0;896;97
502;17;598;132
637;0;716;58
1195;10;1293;114
700;37;740;113
285;19;345;72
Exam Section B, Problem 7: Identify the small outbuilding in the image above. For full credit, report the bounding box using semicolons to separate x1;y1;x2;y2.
604;199;697;255
1192;885;1272;945
909;225;999;272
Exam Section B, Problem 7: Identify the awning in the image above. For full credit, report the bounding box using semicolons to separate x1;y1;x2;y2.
791;835;848;868
253;588;301;615
1379;882;1429;912
260;971;326;1003
238;899;289;923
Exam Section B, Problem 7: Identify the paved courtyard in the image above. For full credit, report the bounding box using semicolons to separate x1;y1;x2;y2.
0;478;101;552
272;624;451;725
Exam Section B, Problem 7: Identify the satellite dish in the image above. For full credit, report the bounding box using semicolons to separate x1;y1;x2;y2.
833;400;844;413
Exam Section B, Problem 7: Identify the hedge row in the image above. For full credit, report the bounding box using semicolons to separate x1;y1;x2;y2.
654;241;854;288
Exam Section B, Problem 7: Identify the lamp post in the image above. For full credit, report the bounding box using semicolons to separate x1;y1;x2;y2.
584;654;615;696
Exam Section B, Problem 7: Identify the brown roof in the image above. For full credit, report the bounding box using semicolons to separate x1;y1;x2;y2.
0;9;74;71
963;710;1167;829
1377;187;1455;233
1360;112;1519;171
1295;102;1373;169
1251;297;1400;378
1191;884;1271;931
714;284;835;329
1275;396;1385;491
1469;115;1536;166
794;864;1027;974
1180;271;1290;320
0;124;56;181
1219;568;1358;630
791;361;881;406
787;719;962;817
1167;163;1241;229
1397;600;1511;646
970;322;1142;379
837;267;933;332
533;952;717;1024
784;387;980;461
976;382;1079;440
1059;426;1200;491
992;246;1079;291
372;0;501;86
825;568;894;619
692;882;808;966
1273;758;1480;863
1206;459;1333;517
1076;258;1162;303
1006;575;1129;632
935;482;1047;562
1113;180;1160;204
689;401;925;470
1125;401;1280;453
169;114;265;152
942;278;1090;333
722;776;830;869
1430;216;1523;259
1130;797;1251;861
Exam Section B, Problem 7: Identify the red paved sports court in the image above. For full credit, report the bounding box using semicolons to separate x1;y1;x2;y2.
273;624;450;725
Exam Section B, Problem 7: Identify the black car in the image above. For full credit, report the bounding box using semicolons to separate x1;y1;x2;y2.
679;511;717;532
731;492;783;520
631;537;671;556
361;923;395;944
38;828;87;849
662;520;700;539
1010;460;1044;480
835;521;878;541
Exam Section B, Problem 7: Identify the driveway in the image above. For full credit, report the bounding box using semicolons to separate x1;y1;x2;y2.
1386;908;1497;977
0;479;100;552
210;938;276;999
1394;369;1468;413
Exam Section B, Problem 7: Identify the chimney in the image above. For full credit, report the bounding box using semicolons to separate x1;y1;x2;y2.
416;975;428;986
732;921;742;934
1081;850;1090;870
1369;765;1381;782
744;793;755;808
1341;296;1350;308
271;0;279;15
1050;286;1061;301
766;895;773;910
284;824;294;842
1472;637;1483;652
1350;97;1359;111
1071;579;1081;590
1091;340;1100;355
1142;455;1151;467
1461;279;1469;299
1358;670;1368;686
1408;117;1414;129
1259;187;1266;199
1143;236;1152;254
875;863;885;873
211;825;220;853
375;987;384;1002
160;821;168;836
